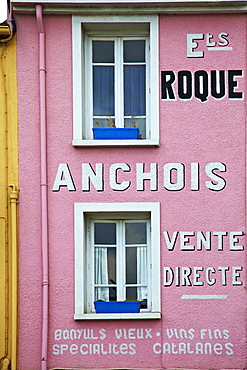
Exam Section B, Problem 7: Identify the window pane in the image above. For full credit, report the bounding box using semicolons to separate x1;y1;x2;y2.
94;223;116;244
126;287;137;301
93;41;114;63
125;222;147;244
107;247;117;285
126;247;137;284
125;288;148;308
124;118;146;139
124;65;146;116
93;66;115;116
124;40;145;62
94;247;116;302
93;118;116;128
95;287;117;301
94;247;116;284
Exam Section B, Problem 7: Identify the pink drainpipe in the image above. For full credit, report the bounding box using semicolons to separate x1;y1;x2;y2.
36;5;49;370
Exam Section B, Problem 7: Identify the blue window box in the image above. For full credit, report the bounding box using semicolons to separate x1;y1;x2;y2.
94;301;141;313
93;128;139;140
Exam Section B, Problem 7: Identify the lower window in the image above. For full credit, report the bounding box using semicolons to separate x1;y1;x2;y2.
74;202;160;319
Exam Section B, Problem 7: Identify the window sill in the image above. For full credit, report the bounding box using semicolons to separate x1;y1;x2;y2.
74;312;161;320
72;139;159;147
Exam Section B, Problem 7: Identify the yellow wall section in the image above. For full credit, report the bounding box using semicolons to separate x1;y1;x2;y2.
0;35;18;369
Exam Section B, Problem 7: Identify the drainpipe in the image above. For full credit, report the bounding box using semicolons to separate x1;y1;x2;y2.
9;184;19;370
36;5;49;370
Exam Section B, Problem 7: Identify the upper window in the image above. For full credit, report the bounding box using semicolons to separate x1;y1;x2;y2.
74;203;161;320
72;15;159;146
91;38;147;138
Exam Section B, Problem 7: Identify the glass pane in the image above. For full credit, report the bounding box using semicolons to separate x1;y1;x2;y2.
124;118;146;139
94;247;116;302
94;247;116;284
126;247;137;284
94;223;116;244
107;247;116;285
124;65;146;116
95;287;117;301
93;41;114;63
126;288;147;308
125;222;147;244
126;287;137;301
93;118;115;128
93;66;115;116
124;40;145;62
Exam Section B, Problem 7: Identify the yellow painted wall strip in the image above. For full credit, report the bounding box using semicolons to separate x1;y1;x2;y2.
0;34;18;370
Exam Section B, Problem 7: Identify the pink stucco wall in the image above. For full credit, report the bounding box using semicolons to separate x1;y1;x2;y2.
17;11;246;370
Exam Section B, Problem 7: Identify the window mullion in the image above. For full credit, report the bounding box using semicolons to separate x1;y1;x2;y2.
146;38;150;139
115;38;124;128
147;219;151;311
87;37;94;139
89;220;94;312
117;220;124;300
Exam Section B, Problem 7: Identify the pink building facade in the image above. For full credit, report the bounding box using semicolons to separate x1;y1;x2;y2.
14;1;246;369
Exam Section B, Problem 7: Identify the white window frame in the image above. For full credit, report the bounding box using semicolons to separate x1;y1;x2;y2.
72;15;159;147
74;202;161;320
88;36;148;133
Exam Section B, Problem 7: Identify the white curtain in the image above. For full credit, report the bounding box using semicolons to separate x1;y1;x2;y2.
95;247;109;301
137;246;147;301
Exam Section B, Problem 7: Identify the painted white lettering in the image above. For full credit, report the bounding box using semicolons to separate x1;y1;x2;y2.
205;267;216;285
193;267;204;286
164;266;243;286
171;343;178;354
145;329;153;338
77;329;83;339
218;32;229;46
54;329;62;340
187;33;204;58
60;344;68;354
164;267;174;286
197;232;211;251
70;344;78;355
206;33;216;47
178;342;187;354
110;163;131;191
153;343;161;354
218;266;229;285
52;163;76;191
163;231;244;251
153;341;234;355
232;266;243;285
99;329;106;340
223;330;230;339
213;231;227;250
136;163;158;191
53;344;60;355
230;231;244;250
181;267;192;286
82;163;103;191
180;232;195;251
205;162;226;191
214;343;223;355
164;163;184;191
163;231;178;251
191;163;200;190
225;343;234;355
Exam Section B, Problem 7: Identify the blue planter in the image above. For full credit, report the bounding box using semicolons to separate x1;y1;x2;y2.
94;301;141;313
93;128;139;140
